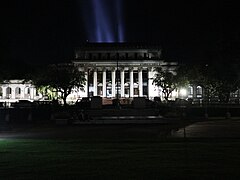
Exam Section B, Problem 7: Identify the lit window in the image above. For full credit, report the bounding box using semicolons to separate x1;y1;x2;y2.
188;86;193;98
26;88;30;95
196;86;202;98
15;87;21;95
6;87;12;95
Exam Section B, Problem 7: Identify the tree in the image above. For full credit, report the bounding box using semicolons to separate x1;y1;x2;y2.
183;64;217;100
212;63;239;103
153;65;188;101
33;64;86;106
185;63;240;103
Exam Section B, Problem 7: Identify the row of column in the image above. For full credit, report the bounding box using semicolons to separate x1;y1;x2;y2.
90;68;153;98
0;86;36;100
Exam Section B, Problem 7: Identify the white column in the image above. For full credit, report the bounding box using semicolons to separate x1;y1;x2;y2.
130;68;134;98
11;88;15;99
84;71;88;97
148;68;159;99
148;68;154;99
20;86;24;99
102;69;107;97
138;68;143;97
111;68;116;98
93;69;98;96
120;69;125;97
2;87;6;99
30;87;34;100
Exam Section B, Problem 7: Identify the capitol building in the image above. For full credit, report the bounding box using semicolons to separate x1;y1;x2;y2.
71;43;178;101
0;43;194;105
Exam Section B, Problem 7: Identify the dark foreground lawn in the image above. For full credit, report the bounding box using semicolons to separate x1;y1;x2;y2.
1;137;240;179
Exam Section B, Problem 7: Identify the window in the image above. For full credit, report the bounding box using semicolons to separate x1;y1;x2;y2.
106;70;112;97
25;87;30;95
134;88;139;96
133;70;138;83
188;86;193;98
6;87;12;95
134;53;138;59
15;87;21;99
142;70;148;96
36;90;39;96
97;69;103;96
15;87;21;95
6;87;12;99
98;53;101;59
89;53;92;59
125;53;128;59
144;53;147;59
196;86;202;98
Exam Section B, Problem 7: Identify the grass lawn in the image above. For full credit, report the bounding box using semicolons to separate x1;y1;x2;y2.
1;136;240;179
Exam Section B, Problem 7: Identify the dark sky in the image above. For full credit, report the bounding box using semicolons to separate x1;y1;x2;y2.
2;0;240;66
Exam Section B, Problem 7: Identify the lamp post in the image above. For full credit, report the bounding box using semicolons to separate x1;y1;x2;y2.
204;64;209;119
116;53;120;108
117;55;119;99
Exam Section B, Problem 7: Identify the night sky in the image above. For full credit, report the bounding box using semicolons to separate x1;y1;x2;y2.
2;0;240;67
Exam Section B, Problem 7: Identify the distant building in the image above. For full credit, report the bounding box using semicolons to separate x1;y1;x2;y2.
0;80;41;106
72;43;178;101
4;43;229;106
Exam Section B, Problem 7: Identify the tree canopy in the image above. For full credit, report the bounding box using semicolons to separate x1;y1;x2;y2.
32;64;86;105
153;61;240;103
183;62;240;103
153;65;188;101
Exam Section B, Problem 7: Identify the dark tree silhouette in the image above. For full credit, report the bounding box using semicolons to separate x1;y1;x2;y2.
153;65;188;102
184;63;240;103
32;64;86;105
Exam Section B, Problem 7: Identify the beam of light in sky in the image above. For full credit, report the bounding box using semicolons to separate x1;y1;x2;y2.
116;0;124;42
94;0;114;42
83;0;125;43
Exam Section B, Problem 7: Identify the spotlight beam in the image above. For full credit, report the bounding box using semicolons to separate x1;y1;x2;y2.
83;0;125;42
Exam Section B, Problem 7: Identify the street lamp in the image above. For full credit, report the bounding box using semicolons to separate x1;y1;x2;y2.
116;52;120;108
180;88;187;98
116;54;119;99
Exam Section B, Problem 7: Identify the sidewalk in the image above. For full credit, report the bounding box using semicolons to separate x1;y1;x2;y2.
172;119;240;138
72;115;179;125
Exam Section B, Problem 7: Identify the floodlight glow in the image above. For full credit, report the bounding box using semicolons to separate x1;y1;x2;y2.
180;88;187;96
83;0;125;42
116;0;124;42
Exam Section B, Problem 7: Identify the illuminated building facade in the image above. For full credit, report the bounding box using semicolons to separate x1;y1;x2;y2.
72;43;178;101
0;80;41;106
1;43;239;105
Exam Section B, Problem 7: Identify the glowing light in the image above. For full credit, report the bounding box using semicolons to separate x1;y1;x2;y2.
172;90;177;97
94;0;114;42
116;0;125;42
180;88;187;96
83;0;125;42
